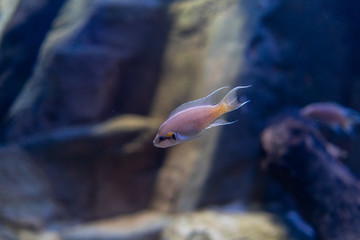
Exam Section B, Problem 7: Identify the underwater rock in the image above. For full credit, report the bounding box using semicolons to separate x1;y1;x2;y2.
0;224;18;240
0;0;65;122
238;0;360;210
245;0;352;111
16;230;61;240
161;210;303;240
3;0;167;141
195;0;261;207
151;0;261;212
0;0;169;223
0;0;360;237
0;0;19;37
0;145;63;228
60;211;168;240
21;115;164;220
261;115;360;240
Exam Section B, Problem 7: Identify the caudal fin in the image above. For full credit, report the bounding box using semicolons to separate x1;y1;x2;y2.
219;85;251;113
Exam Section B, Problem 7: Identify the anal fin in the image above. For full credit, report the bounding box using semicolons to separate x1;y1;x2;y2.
205;118;238;130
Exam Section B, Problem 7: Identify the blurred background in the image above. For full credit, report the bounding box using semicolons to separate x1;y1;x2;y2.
0;0;360;239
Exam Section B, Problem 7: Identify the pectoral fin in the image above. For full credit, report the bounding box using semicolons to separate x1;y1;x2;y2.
205;118;238;130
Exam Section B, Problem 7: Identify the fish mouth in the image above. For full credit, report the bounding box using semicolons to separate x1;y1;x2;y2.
153;137;168;148
153;138;158;147
153;141;166;148
153;137;161;148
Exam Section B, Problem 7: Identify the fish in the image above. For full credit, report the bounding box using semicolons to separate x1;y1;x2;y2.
300;102;360;136
153;86;250;148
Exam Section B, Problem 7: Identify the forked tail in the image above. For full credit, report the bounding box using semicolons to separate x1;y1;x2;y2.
218;85;251;113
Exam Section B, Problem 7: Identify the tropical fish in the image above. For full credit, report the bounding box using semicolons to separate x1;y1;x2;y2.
153;86;250;148
300;102;360;136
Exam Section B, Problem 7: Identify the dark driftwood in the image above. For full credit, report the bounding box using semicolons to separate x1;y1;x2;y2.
261;115;360;240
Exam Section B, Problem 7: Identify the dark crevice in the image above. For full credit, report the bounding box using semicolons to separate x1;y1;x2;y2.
0;0;67;122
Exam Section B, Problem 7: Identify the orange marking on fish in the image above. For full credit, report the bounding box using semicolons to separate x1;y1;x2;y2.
215;103;228;116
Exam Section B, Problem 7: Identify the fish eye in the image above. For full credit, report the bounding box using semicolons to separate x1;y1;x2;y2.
159;136;165;142
172;133;176;140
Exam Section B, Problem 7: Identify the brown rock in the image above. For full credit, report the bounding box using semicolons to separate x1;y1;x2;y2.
151;0;260;212
162;210;302;240
0;145;63;228
4;0;168;141
22;115;164;220
0;0;65;121
60;210;168;240
261;115;360;240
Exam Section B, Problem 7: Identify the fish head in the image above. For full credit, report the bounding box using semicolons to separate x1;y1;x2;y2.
153;130;180;148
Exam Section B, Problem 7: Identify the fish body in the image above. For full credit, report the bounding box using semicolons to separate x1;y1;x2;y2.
300;102;360;136
153;86;250;148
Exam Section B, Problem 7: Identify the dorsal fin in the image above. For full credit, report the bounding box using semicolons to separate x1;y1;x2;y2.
169;86;230;118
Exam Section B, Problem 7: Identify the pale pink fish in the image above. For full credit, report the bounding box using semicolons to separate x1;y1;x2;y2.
153;86;250;148
300;102;360;136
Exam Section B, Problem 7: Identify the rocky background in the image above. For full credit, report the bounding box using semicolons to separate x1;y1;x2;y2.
0;0;359;239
